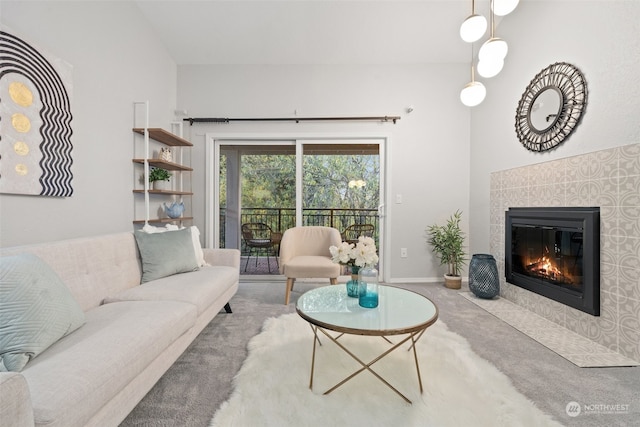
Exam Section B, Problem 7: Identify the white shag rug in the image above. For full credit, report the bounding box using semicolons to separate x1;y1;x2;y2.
210;313;563;427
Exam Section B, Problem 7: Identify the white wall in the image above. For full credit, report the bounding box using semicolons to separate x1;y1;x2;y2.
177;64;471;280
468;1;640;256
0;1;177;246
3;1;635;281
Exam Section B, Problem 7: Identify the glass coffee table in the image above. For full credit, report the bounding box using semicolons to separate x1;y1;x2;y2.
296;284;439;404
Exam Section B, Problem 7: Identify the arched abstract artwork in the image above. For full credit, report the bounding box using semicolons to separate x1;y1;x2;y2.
0;30;73;197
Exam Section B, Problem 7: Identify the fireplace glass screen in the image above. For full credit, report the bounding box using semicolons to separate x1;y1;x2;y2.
511;225;584;294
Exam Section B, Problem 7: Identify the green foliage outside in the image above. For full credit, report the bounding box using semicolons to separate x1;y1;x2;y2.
219;153;379;210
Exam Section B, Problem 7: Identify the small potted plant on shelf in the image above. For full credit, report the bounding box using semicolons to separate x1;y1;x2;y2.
426;210;466;289
148;167;171;191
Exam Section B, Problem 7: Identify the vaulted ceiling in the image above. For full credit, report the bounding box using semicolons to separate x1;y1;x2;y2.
134;0;491;65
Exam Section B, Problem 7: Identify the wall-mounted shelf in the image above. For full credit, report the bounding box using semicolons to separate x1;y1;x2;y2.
133;217;194;225
133;128;192;147
132;102;193;227
132;189;193;196
132;159;193;171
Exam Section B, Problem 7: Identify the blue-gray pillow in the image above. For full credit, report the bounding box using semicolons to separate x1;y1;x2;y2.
134;228;199;283
0;253;86;372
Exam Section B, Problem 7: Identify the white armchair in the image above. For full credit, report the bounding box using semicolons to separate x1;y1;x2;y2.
278;226;342;304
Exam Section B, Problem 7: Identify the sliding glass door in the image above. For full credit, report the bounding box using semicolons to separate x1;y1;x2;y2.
209;135;386;278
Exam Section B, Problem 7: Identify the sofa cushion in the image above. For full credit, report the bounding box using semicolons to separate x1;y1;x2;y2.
0;254;85;372
103;265;238;315
21;300;197;427
134;228;199;283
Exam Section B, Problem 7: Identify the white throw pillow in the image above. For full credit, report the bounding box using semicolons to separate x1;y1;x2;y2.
189;226;206;267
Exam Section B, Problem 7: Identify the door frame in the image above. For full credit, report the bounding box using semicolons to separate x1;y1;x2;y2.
205;132;392;282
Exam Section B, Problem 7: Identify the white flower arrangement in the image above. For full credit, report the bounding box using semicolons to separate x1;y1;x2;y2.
329;236;379;268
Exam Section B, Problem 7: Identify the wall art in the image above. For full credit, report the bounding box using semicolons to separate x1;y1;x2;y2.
0;30;74;196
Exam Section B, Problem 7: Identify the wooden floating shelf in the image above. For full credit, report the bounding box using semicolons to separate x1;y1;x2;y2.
132;159;193;171
133;217;194;225
133;189;193;196
132;128;192;146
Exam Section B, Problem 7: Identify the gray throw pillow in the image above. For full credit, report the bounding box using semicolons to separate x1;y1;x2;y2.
0;253;86;372
134;227;199;283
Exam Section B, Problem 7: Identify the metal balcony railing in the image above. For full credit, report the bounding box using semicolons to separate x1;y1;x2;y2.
220;207;379;251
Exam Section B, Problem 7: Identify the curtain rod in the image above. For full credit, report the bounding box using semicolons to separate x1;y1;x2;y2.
183;116;401;125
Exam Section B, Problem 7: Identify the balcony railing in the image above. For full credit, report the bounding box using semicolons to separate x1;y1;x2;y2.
220;207;379;250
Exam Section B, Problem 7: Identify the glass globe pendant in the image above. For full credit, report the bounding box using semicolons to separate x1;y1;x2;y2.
478;37;508;62
460;0;487;43
460;14;487;43
460;81;486;107
477;57;505;78
479;0;508;62
460;46;486;107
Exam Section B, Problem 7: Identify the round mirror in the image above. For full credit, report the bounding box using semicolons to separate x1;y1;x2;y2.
529;87;562;133
515;63;587;152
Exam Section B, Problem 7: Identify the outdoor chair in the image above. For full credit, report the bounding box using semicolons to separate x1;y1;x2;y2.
278;226;342;305
241;223;282;273
342;223;375;245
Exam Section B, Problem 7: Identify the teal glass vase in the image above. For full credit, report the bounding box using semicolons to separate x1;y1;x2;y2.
358;265;379;308
346;265;360;297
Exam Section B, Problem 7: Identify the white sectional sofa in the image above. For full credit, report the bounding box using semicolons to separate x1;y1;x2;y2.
0;230;240;427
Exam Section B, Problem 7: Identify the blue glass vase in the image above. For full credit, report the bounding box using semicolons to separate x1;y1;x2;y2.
346;265;360;297
358;265;378;308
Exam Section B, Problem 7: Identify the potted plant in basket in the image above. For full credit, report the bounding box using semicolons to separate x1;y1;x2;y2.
426;210;466;289
148;167;171;191
330;236;379;297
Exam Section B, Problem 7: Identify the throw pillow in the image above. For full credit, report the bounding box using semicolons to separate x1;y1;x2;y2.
189;226;206;267
0;253;86;372
134;227;199;283
138;225;205;267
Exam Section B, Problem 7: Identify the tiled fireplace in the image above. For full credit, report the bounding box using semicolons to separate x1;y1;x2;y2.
490;143;640;361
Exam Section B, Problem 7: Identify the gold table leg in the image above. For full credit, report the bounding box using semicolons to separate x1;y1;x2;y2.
307;325;427;404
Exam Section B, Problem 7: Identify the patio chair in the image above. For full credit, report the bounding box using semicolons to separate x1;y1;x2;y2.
241;223;281;273
279;226;342;305
342;223;375;245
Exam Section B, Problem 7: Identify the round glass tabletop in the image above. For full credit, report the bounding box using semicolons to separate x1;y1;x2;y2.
296;285;438;336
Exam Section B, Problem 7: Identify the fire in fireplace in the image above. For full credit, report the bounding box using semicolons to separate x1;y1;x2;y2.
505;207;600;316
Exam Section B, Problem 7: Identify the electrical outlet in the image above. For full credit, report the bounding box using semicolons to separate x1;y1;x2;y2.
396;194;402;204
400;248;408;258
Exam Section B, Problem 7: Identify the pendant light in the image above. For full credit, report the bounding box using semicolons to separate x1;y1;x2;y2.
492;0;519;16
460;48;486;107
477;57;504;78
479;0;508;62
460;0;487;43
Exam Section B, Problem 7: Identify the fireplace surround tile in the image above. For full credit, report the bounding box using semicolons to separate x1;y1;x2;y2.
489;142;640;363
620;206;640;236
600;206;619;235
591;177;618;206
460;292;638;367
619;265;640;300
619;143;640;176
